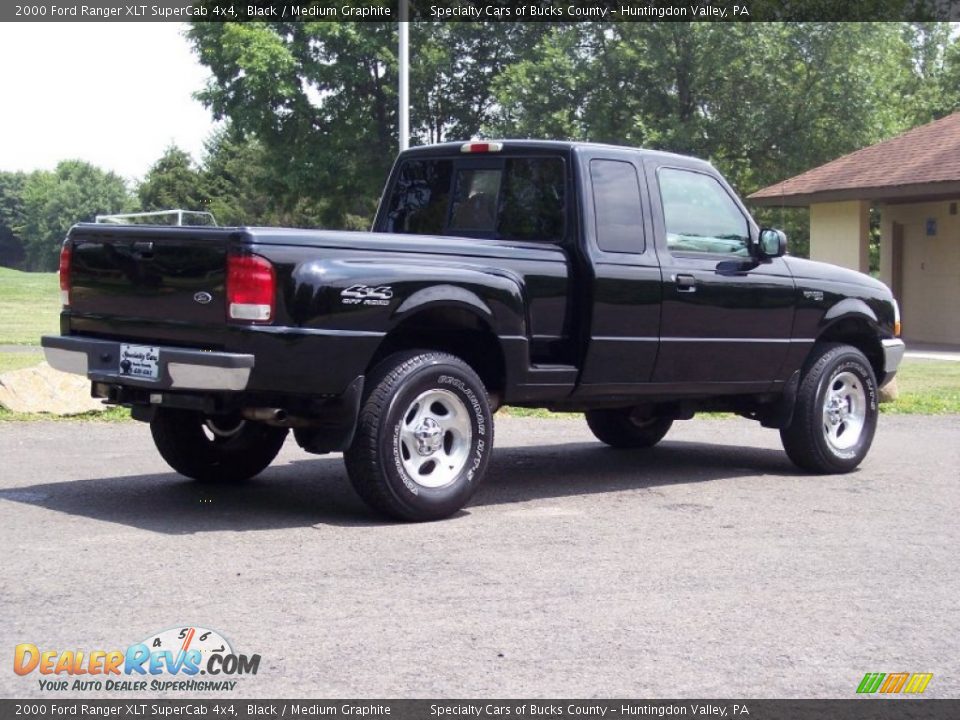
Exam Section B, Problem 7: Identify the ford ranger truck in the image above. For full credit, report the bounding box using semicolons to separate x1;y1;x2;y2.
42;141;905;521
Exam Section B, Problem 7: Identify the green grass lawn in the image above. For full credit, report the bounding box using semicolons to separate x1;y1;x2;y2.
0;405;130;423
501;358;960;418
0;351;43;373
0;341;958;421
881;359;960;414
1;261;954;418
0;267;60;345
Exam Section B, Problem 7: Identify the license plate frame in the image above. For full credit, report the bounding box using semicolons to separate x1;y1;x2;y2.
119;344;160;381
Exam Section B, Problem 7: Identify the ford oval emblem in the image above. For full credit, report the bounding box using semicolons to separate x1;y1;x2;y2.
193;291;213;305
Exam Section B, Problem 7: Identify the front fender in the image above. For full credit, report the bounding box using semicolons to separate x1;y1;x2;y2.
822;297;878;327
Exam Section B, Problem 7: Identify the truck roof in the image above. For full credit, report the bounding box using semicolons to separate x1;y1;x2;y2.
400;139;713;169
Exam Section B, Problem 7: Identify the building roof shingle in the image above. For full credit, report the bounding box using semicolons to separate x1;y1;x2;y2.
749;112;960;206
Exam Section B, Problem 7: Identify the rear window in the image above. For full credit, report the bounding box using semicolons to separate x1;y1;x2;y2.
381;156;566;242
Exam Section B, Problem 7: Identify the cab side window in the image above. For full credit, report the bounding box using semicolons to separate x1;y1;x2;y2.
590;159;644;253
658;168;749;256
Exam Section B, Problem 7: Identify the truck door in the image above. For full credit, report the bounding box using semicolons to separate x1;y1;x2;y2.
575;152;662;395
645;161;795;386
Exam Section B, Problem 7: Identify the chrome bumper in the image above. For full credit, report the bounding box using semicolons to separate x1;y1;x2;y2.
882;338;906;374
41;335;254;392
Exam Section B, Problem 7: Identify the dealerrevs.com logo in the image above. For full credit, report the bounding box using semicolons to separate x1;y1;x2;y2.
857;672;933;694
14;627;260;692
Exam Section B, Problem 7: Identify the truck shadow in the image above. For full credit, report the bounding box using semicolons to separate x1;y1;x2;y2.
0;439;800;534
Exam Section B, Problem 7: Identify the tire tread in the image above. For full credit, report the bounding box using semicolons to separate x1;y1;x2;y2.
780;342;877;474
150;409;287;482
344;351;490;521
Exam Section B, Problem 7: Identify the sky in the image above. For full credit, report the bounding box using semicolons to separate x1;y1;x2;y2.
0;23;215;182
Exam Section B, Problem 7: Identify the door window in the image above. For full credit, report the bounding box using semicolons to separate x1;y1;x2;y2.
658;168;749;256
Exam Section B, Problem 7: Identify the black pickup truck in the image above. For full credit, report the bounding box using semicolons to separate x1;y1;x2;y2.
42;140;905;521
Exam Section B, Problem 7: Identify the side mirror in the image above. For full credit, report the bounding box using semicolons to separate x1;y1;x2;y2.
757;228;787;259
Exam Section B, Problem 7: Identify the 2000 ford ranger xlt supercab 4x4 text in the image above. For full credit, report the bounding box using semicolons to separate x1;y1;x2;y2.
43;141;905;521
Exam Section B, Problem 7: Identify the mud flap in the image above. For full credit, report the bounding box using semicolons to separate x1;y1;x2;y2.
294;376;365;454
761;370;801;429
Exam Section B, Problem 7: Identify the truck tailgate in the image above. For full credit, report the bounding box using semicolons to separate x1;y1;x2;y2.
67;224;237;341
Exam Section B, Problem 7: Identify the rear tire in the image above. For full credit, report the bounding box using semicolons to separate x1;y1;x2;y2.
585;408;673;449
345;351;493;522
780;342;878;474
150;409;288;482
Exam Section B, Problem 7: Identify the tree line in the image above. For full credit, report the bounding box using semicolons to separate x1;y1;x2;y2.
2;21;958;272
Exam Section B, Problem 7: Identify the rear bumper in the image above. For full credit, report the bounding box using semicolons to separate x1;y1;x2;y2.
41;335;254;392
880;338;906;386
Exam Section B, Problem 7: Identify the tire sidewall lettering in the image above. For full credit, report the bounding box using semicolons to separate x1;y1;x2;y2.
384;364;491;505
437;374;488;482
818;355;877;461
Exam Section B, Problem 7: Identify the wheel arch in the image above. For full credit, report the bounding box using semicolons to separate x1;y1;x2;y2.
370;301;508;400
815;311;884;381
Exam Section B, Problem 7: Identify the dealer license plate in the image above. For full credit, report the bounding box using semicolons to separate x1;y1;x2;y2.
119;344;160;380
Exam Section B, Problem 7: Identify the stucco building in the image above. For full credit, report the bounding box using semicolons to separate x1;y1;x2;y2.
749;112;960;345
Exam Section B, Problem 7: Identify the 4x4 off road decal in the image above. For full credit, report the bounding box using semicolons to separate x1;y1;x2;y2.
341;285;393;306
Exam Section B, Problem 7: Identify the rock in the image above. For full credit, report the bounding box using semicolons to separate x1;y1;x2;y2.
0;362;105;415
879;377;899;403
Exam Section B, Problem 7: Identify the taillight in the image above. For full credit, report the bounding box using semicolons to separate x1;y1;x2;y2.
59;243;72;307
227;254;275;323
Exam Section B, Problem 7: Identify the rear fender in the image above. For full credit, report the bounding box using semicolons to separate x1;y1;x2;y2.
389;276;527;338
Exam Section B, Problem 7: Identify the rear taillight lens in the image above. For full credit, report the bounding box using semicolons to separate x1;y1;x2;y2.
227;254;275;323
59;243;72;307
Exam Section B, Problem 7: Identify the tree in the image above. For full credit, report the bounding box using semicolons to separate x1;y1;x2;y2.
186;22;552;227
20;161;132;271
199;128;295;227
410;23;554;143
0;171;27;268
897;23;960;125
489;22;948;256
137;146;209;213
188;22;398;227
184;20;960;253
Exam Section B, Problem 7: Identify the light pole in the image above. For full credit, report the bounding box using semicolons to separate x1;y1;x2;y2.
398;0;410;152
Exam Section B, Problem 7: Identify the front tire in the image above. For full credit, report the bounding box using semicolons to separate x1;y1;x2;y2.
150;409;288;482
585;408;673;449
345;351;493;522
780;342;879;473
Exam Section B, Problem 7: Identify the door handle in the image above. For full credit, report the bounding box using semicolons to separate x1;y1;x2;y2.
675;274;697;293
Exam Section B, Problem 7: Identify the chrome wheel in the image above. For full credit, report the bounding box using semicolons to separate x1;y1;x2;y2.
397;389;472;489
822;371;866;452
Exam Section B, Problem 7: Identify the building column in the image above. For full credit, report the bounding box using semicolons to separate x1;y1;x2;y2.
809;200;870;273
878;206;893;286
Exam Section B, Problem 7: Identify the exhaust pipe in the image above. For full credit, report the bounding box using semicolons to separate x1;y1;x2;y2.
241;407;321;427
242;408;288;423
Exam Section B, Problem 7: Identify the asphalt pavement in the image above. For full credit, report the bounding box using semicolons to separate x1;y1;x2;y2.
1;414;957;699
